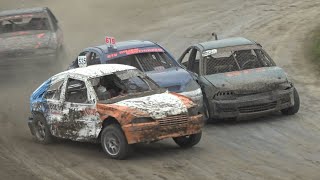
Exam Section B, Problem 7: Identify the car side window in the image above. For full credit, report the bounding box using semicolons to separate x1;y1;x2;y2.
180;49;191;68
254;49;275;67
188;48;200;74
65;78;89;104
87;52;101;66
193;50;201;74
44;80;64;100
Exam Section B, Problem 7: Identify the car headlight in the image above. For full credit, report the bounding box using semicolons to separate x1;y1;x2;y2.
184;80;200;92
188;105;199;116
131;117;155;124
278;82;293;90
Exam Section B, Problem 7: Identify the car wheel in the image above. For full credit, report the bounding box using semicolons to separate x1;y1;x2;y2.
100;124;131;159
203;99;210;121
33;113;54;144
203;99;220;123
281;88;300;115
173;132;202;148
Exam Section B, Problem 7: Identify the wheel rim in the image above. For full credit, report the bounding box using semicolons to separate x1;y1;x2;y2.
103;133;120;156
35;120;46;141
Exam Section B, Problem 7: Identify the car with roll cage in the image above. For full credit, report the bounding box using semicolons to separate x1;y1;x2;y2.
178;36;300;121
67;37;203;114
28;64;203;159
0;7;64;63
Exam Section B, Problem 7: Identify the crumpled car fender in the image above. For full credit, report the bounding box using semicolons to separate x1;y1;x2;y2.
97;103;149;125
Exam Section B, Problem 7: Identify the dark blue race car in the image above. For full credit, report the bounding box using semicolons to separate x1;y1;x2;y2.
68;38;203;112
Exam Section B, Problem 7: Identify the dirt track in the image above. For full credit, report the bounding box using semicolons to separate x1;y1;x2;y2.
1;0;320;179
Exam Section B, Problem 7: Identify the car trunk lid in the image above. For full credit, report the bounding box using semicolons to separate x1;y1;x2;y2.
0;30;51;53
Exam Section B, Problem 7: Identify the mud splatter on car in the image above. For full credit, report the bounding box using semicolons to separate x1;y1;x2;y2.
28;64;203;159
178;37;300;121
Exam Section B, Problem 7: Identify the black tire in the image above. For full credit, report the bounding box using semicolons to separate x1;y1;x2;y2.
100;124;131;160
203;98;210;121
281;88;300;115
203;99;220;123
173;132;202;148
32;113;54;144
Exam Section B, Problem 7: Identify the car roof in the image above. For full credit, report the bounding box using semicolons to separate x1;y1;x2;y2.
198;37;256;50
93;40;158;54
0;7;48;17
56;64;137;79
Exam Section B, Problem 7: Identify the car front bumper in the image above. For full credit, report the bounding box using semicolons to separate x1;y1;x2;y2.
122;114;203;144
209;88;294;119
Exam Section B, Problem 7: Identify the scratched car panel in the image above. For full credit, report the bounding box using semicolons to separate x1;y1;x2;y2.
28;64;203;159
178;36;300;121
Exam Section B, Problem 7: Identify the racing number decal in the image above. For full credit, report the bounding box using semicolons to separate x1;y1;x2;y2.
105;36;116;45
78;56;87;67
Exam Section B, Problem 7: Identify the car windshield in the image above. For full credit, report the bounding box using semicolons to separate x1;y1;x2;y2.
203;47;276;75
0;13;50;34
90;70;159;100
107;52;176;72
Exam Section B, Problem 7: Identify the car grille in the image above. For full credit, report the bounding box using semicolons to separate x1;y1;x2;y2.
239;101;277;113
158;114;189;127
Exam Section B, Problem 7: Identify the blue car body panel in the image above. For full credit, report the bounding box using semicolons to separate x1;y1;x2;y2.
78;40;195;91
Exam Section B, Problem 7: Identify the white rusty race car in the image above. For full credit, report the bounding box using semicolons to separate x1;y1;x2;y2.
28;64;203;159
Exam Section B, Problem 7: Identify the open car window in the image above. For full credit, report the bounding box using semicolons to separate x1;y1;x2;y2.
44;80;64;100
204;48;276;75
65;79;89;104
90;72;159;101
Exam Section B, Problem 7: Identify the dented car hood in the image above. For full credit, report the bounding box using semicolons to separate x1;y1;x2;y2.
111;92;189;119
204;67;288;92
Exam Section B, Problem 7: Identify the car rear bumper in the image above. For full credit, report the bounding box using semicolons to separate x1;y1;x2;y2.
209;88;294;119
122;114;203;144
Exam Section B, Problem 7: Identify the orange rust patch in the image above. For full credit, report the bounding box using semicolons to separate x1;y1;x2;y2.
123;114;203;144
169;92;195;108
97;103;149;125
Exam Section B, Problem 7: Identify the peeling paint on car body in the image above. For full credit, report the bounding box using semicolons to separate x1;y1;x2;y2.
29;64;203;144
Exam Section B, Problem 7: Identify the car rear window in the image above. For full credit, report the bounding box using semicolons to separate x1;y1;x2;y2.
108;52;175;72
0;13;50;34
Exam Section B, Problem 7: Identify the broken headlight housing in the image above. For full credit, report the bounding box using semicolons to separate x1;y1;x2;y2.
131;117;155;124
278;82;293;90
188;105;199;116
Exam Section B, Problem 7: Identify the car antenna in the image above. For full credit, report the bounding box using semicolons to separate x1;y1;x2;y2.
212;32;218;40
